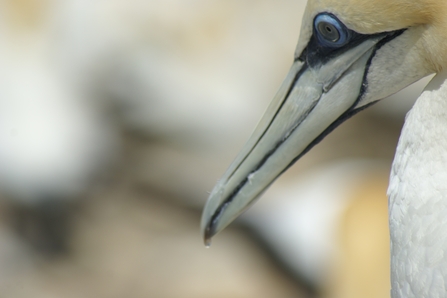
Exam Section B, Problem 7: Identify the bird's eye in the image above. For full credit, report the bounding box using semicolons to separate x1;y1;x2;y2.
314;14;350;47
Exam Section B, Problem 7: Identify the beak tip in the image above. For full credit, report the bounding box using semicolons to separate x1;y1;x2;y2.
202;221;215;247
204;237;212;248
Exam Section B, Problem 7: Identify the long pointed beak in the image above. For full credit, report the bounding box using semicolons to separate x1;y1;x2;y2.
201;35;387;245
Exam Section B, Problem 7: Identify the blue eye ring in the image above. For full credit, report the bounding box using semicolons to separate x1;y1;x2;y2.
314;14;350;47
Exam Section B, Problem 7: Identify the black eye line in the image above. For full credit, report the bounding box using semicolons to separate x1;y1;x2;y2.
295;12;400;65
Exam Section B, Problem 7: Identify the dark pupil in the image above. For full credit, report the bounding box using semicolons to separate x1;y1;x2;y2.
318;22;340;42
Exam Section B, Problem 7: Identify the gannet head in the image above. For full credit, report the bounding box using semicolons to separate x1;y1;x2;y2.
201;0;447;243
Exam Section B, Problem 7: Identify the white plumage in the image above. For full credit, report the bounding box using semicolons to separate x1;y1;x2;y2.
388;71;447;297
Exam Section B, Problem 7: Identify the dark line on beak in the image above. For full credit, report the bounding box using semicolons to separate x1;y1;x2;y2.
226;62;309;181
280;100;379;179
206;63;309;238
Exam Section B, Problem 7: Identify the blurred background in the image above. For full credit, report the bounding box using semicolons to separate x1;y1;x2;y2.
0;0;431;297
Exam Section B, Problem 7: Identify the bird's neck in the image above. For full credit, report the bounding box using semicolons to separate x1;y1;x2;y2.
388;70;447;298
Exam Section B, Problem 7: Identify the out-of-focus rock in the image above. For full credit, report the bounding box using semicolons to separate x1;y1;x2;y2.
0;179;308;298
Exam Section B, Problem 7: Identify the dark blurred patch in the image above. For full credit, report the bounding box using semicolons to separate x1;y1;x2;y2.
7;198;78;257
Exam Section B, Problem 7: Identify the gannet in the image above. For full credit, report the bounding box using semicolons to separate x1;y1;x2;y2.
201;0;447;296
